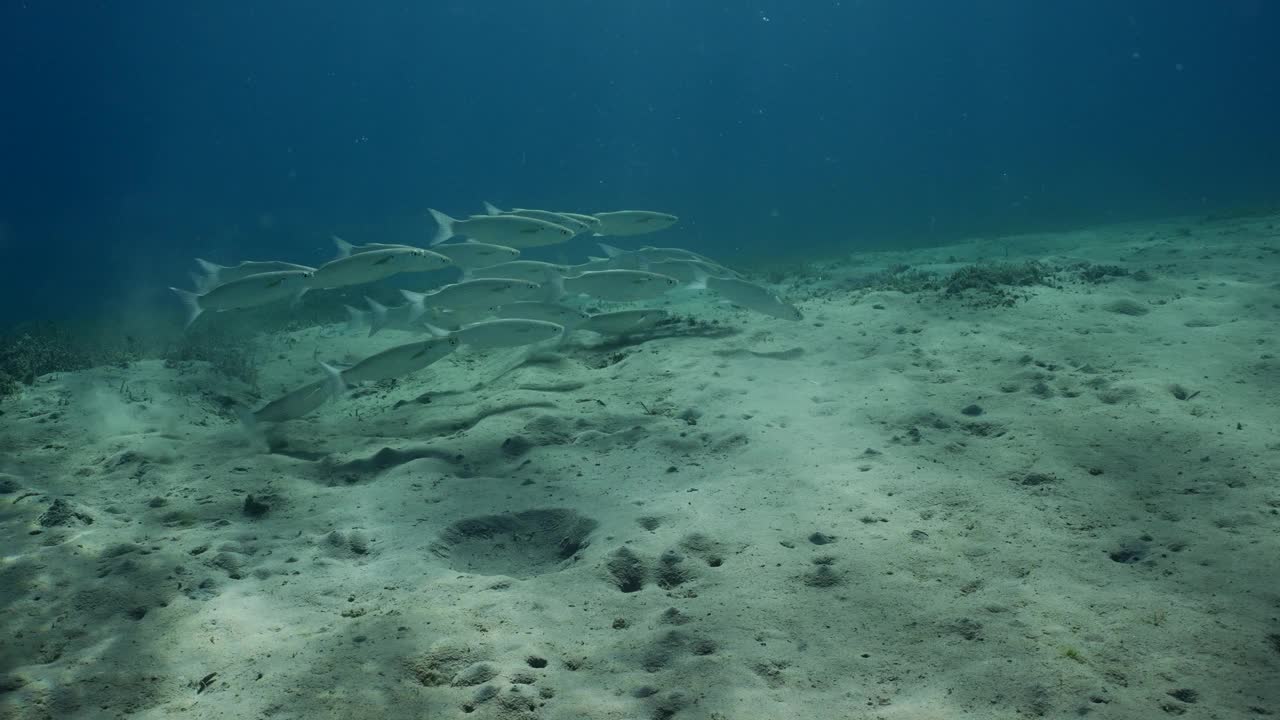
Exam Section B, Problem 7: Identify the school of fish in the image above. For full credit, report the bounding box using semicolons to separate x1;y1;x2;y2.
172;203;803;428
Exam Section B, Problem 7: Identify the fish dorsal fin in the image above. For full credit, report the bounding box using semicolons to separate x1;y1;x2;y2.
332;235;354;258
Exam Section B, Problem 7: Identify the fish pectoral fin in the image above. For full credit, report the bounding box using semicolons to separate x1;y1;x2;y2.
373;255;393;265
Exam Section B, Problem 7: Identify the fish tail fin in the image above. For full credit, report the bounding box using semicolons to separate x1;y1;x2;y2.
343;304;367;332
235;404;257;430
194;258;223;287
319;361;348;396
234;403;262;436
597;243;625;258
543;269;566;302
332;235;355;259
169;287;204;328
482;201;504;216
688;267;710;291
235;405;272;452
366;296;390;336
400;289;428;322
428;209;455;246
423;322;450;339
188;271;211;294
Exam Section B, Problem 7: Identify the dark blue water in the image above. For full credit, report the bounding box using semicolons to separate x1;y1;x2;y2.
2;1;1277;323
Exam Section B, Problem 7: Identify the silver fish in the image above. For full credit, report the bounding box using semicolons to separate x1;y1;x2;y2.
323;336;459;387
243;379;335;425
592;210;679;237
422;304;498;331
494;301;590;328
429;209;575;248
430;240;521;269
597;242;722;267
482;202;590;232
690;273;803;321
554;269;679;302
578;309;669;335
170;270;312;328
427;318;565;349
641;258;734;285
194;258;316;292
638;245;717;261
310;247;452;289
554;211;602;229
464;260;568;283
332;235;417;259
400;278;546;316
565;256;615;273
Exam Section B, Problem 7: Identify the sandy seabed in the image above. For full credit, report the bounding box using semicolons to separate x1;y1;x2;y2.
2;213;1279;720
